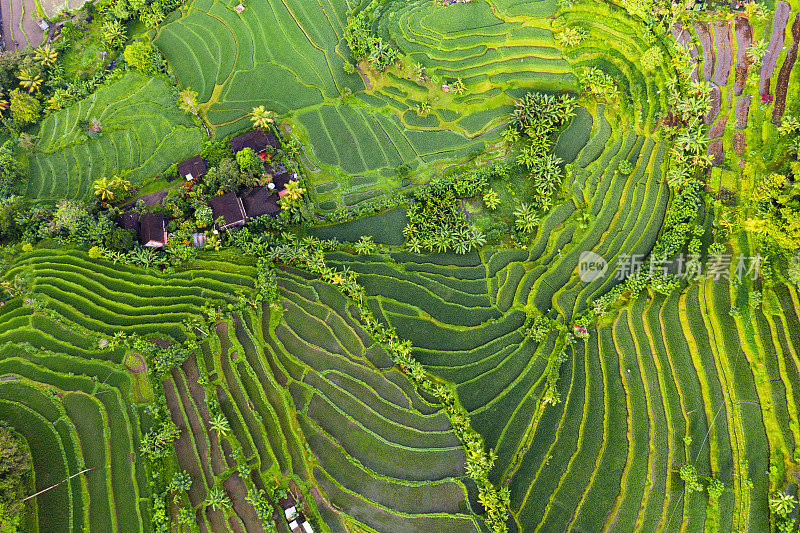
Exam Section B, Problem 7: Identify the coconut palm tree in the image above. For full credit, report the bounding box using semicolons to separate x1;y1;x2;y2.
18;70;43;93
93;177;115;201
35;44;58;68
282;180;306;207
514;203;539;233
204;487;231;511
209;414;230;436
769;492;796;518
452;78;466;95
250;105;275;129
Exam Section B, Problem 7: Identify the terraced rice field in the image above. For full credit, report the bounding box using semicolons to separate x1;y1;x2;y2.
154;0;576;192
27;73;205;199
0;247;258;531
321;249;797;531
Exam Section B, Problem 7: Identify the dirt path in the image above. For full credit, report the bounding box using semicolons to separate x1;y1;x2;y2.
734;16;753;96
759;0;791;97
772;11;800;124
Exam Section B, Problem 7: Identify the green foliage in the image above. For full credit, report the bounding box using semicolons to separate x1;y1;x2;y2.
679;464;703;493
0;426;31;531
640;45;664;70
123;41;156;74
0;141;24;198
201;140;233;168
169;471;192;492
345;13;400;71
105;227;136;252
578;67;619;101
707;478;724;500
236;147;262;178
556;26;586;47
770;492;797;519
9;89;40;127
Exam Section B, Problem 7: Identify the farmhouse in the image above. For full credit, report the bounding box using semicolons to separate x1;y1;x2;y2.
177;155;207;182
240;186;281;218
117;212;168;247
139;213;168;248
208;191;247;230
229;129;278;156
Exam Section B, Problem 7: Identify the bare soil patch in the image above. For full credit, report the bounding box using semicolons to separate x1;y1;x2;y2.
734;16;753;95
713;21;733;87
223;474;263;533
695;21;715;81
772;11;800;124
708;140;724;166
760;0;792;97
735;95;752;129
733;132;747;156
709;115;728;139
164;378;209;505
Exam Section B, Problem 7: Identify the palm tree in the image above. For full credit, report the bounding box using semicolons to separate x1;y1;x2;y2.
18;70;42;93
281;180;306;207
204;487;231;511
413;62;426;82
514;203;540;233
516;144;538;168
416;99;432;116
470;228;486;248
35;44;58;68
93;177;115;201
250;105;275;129
209;414;230;436
483;189;500;210
769;492;796;518
452;78;465;95
407;235;422;254
110;176;133;194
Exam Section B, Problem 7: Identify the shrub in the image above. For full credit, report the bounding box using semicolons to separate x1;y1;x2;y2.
9;89;40;126
640;45;664;71
105;227;136;251
200;141;233;167
123;41;155;73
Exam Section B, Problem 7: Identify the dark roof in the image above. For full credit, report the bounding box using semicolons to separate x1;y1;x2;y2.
177;155;207;181
241;186;280;219
139;213;166;246
273;171;294;192
229;129;277;154
118;211;140;232
208;192;246;230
